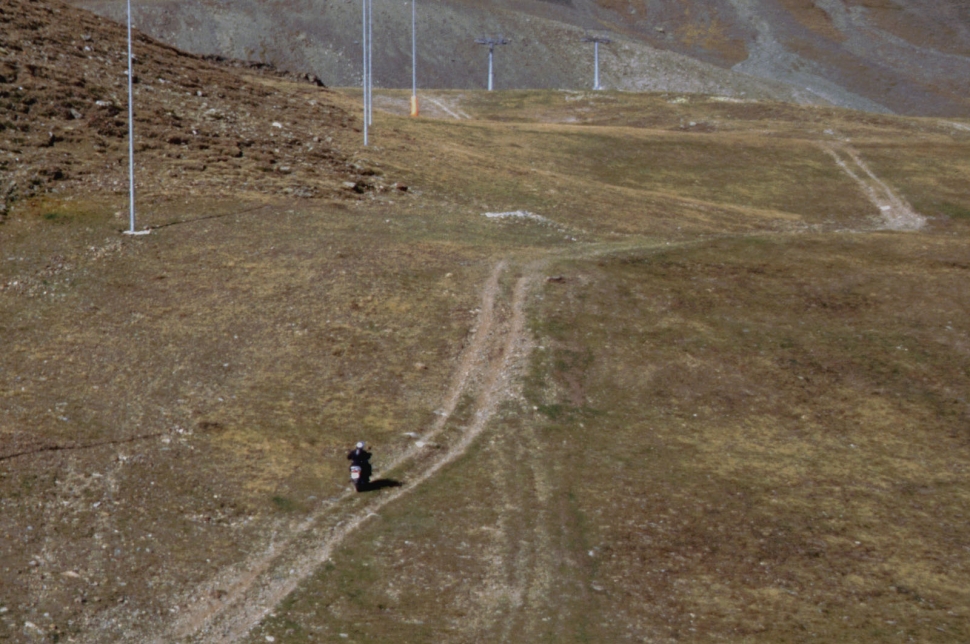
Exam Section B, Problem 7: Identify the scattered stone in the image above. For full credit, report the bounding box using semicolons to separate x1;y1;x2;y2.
0;0;369;208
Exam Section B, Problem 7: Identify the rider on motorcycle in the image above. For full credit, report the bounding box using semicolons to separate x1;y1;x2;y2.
347;441;372;482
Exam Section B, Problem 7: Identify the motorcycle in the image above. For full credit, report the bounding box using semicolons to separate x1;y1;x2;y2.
349;464;370;492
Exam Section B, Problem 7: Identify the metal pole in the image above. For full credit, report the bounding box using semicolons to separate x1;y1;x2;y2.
488;45;494;91
412;0;416;97
126;0;136;232
582;34;610;91
367;0;373;126
594;40;600;90
476;36;508;91
410;0;418;116
411;0;418;98
362;0;368;145
364;0;374;125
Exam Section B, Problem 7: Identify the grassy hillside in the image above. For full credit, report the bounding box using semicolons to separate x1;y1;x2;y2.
3;5;970;638
224;91;970;644
255;233;970;643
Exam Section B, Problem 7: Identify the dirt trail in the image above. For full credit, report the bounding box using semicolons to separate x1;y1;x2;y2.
944;120;970;133
475;385;561;643
423;95;472;120
822;143;926;231
131;260;538;644
371;93;470;120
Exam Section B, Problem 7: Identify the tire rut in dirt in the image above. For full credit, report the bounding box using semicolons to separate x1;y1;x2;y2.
132;261;536;644
822;142;925;231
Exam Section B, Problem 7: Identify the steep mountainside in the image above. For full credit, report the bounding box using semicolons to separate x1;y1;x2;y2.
68;0;970;116
1;0;369;220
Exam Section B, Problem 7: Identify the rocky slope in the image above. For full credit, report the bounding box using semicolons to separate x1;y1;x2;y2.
1;0;371;221
67;0;970;116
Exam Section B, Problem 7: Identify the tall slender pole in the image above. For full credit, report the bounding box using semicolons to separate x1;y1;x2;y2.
364;0;374;125
487;45;494;91
594;41;600;90
582;34;611;91
367;0;373;126
362;0;368;145
410;0;418;116
476;37;509;92
126;0;136;232
411;0;416;96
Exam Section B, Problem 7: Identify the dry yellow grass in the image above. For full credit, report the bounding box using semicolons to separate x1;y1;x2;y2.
2;88;970;643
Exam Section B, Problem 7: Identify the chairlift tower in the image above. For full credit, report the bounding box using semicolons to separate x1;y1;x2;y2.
581;34;611;91
475;36;510;91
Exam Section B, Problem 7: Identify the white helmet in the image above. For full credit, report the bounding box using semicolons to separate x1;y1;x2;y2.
356;441;365;449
